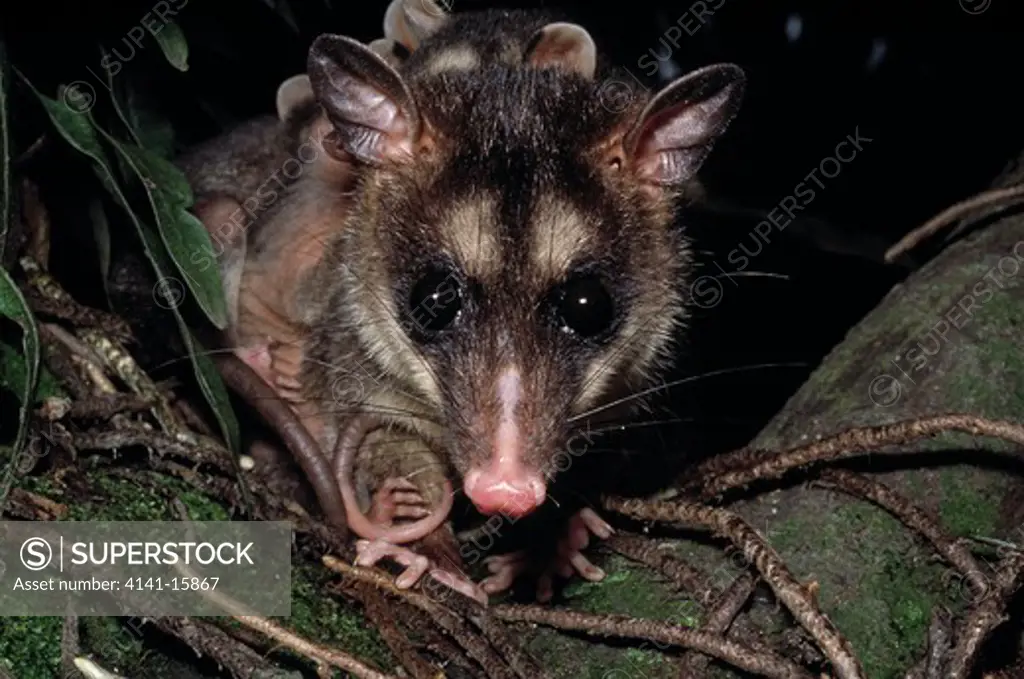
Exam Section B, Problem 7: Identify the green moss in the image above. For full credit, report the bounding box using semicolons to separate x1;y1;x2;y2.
564;555;697;625
16;474;57;497
737;497;943;679
65;473;169;521
830;551;938;679
80;617;146;671
283;563;393;674
939;468;1003;538
162;478;231;521
520;555;699;679
62;471;228;522
0;617;63;679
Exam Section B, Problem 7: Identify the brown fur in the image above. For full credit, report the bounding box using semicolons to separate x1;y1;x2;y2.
176;3;744;542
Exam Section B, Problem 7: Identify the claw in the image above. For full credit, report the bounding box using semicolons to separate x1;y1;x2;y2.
367;477;430;525
355;539;488;605
480;551;529;594
478;507;613;600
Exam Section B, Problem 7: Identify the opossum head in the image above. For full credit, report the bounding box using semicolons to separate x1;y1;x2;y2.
306;25;744;518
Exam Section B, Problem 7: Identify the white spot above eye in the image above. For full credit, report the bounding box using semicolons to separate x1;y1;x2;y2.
785;13;803;43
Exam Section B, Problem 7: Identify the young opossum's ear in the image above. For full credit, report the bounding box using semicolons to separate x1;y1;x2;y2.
624;63;745;186
367;37;407;68
383;0;449;51
524;23;597;79
308;34;422;164
275;74;314;122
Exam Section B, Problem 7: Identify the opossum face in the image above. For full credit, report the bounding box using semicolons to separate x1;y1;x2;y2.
308;28;744;518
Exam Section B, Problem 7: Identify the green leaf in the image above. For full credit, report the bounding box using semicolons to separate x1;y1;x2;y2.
100;47;176;158
102;140;228;330
19;74;241;458
99;46;143;147
150;21;189;71
122;142;193;206
125;86;176;158
0;39;11;263
0;341;65;403
0;266;40;509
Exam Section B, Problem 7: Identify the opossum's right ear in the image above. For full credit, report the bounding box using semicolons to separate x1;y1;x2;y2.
308;34;423;165
384;0;449;51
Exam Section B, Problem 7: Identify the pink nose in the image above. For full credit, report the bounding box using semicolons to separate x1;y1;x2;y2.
464;467;546;517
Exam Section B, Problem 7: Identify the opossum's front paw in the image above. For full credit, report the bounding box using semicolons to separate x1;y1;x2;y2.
367;477;432;525
480;507;615;602
354;538;488;606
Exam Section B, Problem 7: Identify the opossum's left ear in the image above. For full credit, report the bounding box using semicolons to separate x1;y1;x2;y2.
384;0;449;51
524;22;597;79
623;63;745;186
308;34;423;165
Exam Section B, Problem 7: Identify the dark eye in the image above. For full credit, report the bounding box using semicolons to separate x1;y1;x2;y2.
551;274;615;340
406;266;463;339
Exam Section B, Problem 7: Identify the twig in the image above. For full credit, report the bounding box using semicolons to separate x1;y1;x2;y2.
19;256;132;341
66;393;157;420
12;133;46;168
150;616;278;679
39;333;92;399
686;414;1024;501
606;533;713;601
348;581;441;679
947;553;1024;679
26;292;133;342
79;327;189;439
71;423;235;474
233;615;401;679
60;612;79;679
40;322;107;369
603;496;865;679
71;657;129;679
167;504;395;679
492;604;814;679
3;487;67;520
884;183;1024;262
925;607;953;679
814;469;989;598
322;556;529;679
677;573;758;677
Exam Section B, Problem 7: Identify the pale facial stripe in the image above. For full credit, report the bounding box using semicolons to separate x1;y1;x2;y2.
441;195;501;278
530;194;594;282
425;44;481;75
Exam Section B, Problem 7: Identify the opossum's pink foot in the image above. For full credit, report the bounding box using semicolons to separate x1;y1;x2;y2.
354;539;488;605
368;477;431;525
479;507;614;602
